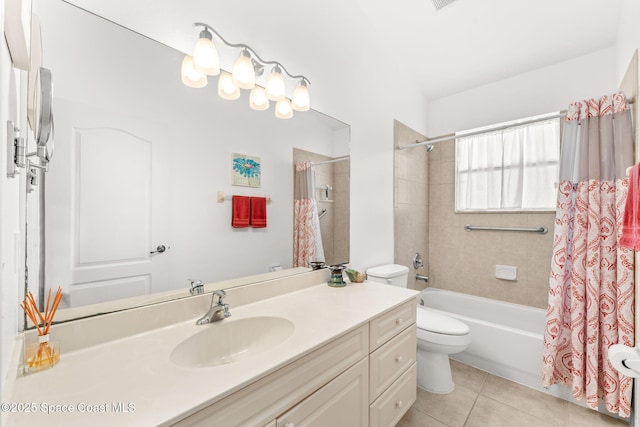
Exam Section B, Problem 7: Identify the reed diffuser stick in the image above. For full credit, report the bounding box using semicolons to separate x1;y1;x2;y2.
20;287;63;372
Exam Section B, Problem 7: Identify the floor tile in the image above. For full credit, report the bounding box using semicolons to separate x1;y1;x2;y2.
412;385;478;427
396;406;447;427
567;403;629;427
399;361;630;427
480;373;567;426
450;359;487;394
465;395;556;427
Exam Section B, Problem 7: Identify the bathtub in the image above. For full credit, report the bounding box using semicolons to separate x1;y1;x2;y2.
419;288;574;402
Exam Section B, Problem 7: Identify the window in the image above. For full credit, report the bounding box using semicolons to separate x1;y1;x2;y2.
455;114;560;212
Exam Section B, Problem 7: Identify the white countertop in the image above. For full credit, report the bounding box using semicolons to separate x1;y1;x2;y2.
3;281;417;426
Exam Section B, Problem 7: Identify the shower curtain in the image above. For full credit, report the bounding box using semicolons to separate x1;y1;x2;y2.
293;161;325;267
543;92;635;417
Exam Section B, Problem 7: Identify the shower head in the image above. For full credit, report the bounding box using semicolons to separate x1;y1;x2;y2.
425;144;434;152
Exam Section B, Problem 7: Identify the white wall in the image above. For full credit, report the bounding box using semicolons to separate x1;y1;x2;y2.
616;0;640;87
427;47;618;136
0;0;25;397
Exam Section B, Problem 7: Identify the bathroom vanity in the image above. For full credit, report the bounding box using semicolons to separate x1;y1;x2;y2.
2;271;418;426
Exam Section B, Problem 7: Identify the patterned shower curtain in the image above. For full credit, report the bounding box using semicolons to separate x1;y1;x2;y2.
293;161;325;267
543;92;635;417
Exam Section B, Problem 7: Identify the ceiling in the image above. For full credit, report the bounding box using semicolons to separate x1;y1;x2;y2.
64;0;622;102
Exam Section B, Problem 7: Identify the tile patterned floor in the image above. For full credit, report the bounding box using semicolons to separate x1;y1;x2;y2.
397;360;629;427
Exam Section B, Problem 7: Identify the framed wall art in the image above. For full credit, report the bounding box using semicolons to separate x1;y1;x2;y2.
231;153;261;187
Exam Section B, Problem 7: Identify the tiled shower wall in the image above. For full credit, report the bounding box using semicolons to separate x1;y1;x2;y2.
393;122;555;308
394;121;430;291
427;140;555;309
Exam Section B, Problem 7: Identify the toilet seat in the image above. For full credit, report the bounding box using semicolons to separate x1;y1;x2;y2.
416;307;470;335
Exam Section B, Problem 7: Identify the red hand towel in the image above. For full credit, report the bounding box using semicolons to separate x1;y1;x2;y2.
232;196;251;228
620;164;640;250
250;197;267;228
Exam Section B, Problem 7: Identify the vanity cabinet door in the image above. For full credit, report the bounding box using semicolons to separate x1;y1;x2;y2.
276;357;368;427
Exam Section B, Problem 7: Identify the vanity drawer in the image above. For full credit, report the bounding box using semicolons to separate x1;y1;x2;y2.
369;324;416;402
369;362;417;427
369;300;416;352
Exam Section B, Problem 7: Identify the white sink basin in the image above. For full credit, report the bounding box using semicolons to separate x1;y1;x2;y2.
170;316;295;368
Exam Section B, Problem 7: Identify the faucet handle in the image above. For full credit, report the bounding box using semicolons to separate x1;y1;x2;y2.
212;289;226;304
188;278;204;295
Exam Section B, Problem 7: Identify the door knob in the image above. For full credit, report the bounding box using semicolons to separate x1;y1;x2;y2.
150;245;167;255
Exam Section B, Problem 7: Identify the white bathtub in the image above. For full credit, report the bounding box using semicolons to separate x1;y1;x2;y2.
419;288;574;402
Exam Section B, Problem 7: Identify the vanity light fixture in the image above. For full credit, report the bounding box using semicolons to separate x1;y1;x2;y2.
218;71;240;100
182;22;311;119
192;27;220;76
265;65;286;101
292;80;310;112
249;86;270;111
275;98;293;119
232;49;256;89
181;55;207;88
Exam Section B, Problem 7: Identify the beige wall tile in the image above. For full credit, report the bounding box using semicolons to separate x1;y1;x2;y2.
395;121;554;308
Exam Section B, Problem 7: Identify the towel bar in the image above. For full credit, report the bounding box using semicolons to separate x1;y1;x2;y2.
217;191;272;203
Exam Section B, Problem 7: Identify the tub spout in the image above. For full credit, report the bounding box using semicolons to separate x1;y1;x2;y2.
416;274;429;283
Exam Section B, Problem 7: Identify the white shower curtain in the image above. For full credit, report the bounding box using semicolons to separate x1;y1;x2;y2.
542;92;635;417
293;161;325;267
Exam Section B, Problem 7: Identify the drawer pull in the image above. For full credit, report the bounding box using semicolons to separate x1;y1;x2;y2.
395;400;403;408
395;355;403;363
396;318;404;325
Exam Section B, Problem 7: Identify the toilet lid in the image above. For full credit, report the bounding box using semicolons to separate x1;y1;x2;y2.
416;307;470;336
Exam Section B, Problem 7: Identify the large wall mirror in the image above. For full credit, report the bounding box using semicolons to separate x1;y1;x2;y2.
26;0;350;323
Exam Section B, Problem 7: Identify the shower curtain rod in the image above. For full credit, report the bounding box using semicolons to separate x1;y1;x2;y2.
312;155;350;166
400;97;637;151
397;112;565;150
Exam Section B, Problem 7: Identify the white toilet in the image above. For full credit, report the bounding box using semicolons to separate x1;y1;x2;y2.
366;264;471;394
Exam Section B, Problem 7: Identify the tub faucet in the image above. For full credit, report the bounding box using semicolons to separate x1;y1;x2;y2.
416;274;429;283
196;290;231;325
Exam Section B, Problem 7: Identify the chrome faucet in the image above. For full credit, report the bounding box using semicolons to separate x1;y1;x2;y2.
196;290;231;325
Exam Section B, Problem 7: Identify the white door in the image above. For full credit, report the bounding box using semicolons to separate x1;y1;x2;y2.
45;99;170;308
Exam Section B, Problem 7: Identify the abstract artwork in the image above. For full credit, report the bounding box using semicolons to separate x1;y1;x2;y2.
231;153;261;187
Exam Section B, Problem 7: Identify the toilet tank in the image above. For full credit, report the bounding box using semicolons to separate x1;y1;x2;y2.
366;264;410;288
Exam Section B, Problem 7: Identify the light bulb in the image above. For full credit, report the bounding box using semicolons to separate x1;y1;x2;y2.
181;55;207;88
291;80;310;111
265;66;286;101
232;50;255;89
275;98;293;119
192;28;220;75
250;86;269;111
218;71;240;100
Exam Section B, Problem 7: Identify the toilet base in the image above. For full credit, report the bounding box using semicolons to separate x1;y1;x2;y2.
416;350;454;394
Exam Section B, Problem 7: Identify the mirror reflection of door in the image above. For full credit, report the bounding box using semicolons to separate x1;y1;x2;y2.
47;101;170;308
